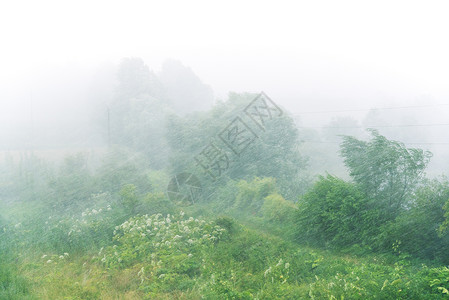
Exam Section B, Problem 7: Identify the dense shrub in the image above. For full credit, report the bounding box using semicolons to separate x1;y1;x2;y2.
297;175;369;248
378;177;449;261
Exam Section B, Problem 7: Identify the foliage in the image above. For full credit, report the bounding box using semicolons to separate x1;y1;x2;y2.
48;153;94;211
234;177;277;213
297;174;368;248
426;266;449;296
341;129;432;221
140;192;176;216
378;177;449;261
119;184;138;214
13;195;120;254
95;148;152;195
261;193;296;223
165;92;308;200
3;87;449;298
0;218;34;299
439;196;449;236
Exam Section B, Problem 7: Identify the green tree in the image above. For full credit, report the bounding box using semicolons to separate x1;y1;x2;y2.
296;175;367;248
165;92;308;200
380;177;449;261
340;129;432;221
109;58;170;168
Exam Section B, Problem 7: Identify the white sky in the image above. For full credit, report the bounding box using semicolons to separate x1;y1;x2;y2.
1;0;449;123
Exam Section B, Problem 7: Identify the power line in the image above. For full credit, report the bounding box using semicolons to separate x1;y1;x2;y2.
301;140;449;146
297;123;449;129
292;103;449;115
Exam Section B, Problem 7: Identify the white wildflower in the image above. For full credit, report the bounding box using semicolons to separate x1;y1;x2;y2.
285;263;290;269
59;255;64;259
47;260;52;264
180;211;185;217
264;267;272;277
188;253;193;258
107;207;112;211
276;259;283;267
64;252;69;257
158;274;165;279
98;247;104;255
41;254;47;259
137;267;145;281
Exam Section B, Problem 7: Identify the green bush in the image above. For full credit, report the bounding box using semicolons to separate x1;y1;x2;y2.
426;266;449;296
234;177;277;213
297;175;369;248
377;177;449;261
261;193;296;223
140;192;176;216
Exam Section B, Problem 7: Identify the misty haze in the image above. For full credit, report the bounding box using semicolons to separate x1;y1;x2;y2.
1;1;449;299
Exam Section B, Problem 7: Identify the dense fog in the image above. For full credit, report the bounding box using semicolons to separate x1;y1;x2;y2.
2;1;449;298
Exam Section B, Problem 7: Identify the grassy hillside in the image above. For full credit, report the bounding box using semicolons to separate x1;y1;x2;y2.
1;198;449;299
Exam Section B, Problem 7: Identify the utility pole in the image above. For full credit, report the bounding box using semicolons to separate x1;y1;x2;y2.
107;106;111;147
29;88;35;197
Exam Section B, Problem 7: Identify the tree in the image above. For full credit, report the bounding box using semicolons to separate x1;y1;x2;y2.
165;92;308;200
380;177;449;261
340;129;432;221
159;59;214;114
296;175;367;248
109;58;170;168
